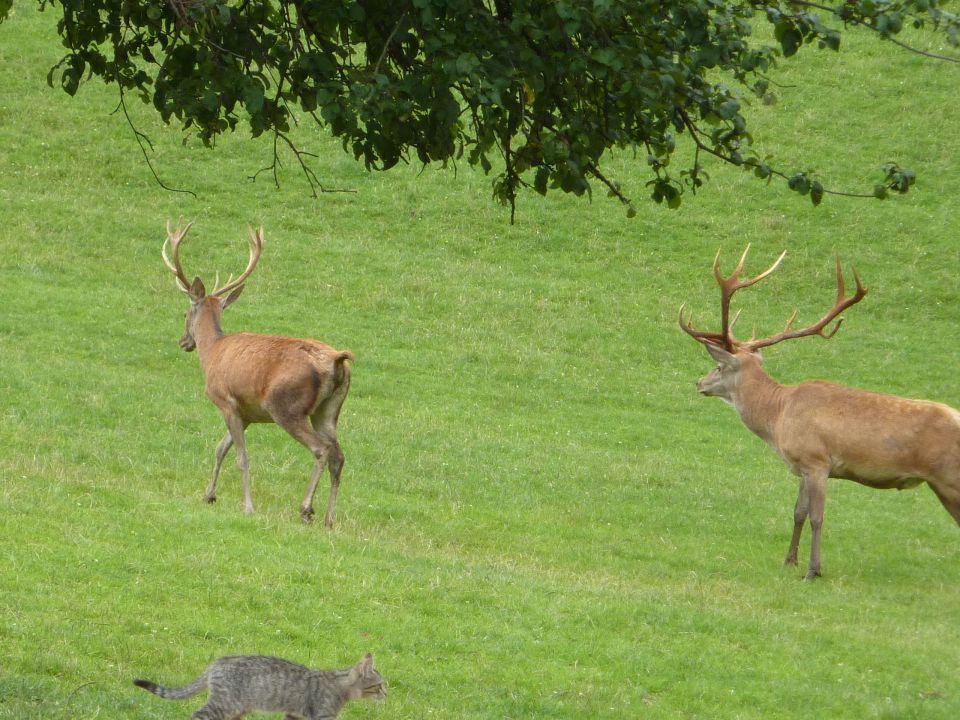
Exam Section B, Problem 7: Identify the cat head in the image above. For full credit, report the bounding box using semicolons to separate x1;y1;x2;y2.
346;653;386;701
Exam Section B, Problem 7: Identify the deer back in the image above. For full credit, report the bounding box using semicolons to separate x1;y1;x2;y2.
773;379;960;486
202;333;351;422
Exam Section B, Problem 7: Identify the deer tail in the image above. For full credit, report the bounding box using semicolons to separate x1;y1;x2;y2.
334;350;353;384
133;672;207;700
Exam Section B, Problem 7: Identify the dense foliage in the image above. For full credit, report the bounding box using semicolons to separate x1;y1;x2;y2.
11;0;959;216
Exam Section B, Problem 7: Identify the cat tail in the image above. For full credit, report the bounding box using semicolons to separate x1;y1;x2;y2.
133;672;207;700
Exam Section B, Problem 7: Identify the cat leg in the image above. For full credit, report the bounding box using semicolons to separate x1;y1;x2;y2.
192;702;243;720
191;707;226;720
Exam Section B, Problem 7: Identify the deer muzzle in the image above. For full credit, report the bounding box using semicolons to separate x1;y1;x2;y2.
696;369;723;396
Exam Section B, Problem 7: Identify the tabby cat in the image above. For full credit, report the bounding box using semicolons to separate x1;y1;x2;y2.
133;653;385;719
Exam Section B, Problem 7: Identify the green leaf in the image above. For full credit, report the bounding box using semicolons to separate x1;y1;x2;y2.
592;47;623;70
810;181;824;205
534;166;550;196
39;0;940;217
244;82;265;114
717;99;740;120
780;28;802;57
666;187;682;209
787;173;810;195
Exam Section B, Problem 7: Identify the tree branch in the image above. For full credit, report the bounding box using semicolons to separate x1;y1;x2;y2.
784;1;960;64
249;129;357;197
677;108;877;200
115;88;197;197
371;10;409;78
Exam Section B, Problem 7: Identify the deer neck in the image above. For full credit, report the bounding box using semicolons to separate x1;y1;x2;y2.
194;301;226;370
730;362;787;444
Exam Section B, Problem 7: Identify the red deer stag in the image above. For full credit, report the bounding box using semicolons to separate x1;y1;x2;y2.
162;218;353;527
680;246;960;579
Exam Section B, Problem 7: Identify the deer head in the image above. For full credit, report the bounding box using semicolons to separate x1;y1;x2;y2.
679;246;867;399
162;217;263;352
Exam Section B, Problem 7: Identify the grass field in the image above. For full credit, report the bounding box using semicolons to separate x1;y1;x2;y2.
2;5;960;719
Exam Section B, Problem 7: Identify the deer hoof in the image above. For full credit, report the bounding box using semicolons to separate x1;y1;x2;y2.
203;495;217;504
300;508;315;524
803;569;822;582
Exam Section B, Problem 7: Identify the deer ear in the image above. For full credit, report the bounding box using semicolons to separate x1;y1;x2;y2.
705;342;739;368
221;284;244;310
188;277;206;302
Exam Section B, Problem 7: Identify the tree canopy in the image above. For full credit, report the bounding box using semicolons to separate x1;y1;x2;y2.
10;0;959;218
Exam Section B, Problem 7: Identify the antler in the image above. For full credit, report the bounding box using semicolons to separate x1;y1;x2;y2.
714;245;787;350
162;216;194;294
678;304;736;348
679;245;786;351
210;225;263;298
742;256;867;351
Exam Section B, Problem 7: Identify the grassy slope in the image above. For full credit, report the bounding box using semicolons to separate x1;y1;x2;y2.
1;5;959;719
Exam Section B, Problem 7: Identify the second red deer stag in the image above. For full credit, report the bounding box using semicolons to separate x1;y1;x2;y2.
162;218;353;527
680;247;960;579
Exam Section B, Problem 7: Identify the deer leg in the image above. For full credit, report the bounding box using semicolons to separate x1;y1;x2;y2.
272;414;333;525
322;441;345;529
785;478;809;567
310;407;345;529
302;436;342;527
804;472;828;581
297;444;344;528
221;412;253;514
204;433;234;503
300;460;324;524
928;482;960;525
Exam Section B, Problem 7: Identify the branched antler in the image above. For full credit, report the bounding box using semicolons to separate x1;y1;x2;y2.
210;225;264;298
162;216;194;293
743;258;867;351
679;247;867;352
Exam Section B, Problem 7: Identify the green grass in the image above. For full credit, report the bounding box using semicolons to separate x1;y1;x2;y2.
2;5;960;719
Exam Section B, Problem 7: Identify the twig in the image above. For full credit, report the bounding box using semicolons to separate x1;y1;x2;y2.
587;161;633;206
115;88;197;197
882;33;960;63
371;10;409;78
676;108;876;199
786;1;960;64
62;681;98;720
249;129;357;196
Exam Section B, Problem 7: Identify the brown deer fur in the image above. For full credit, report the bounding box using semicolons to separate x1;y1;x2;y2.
683;247;960;579
164;220;352;527
700;343;960;579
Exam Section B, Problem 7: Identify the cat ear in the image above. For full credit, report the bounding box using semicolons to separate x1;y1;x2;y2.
358;653;373;675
